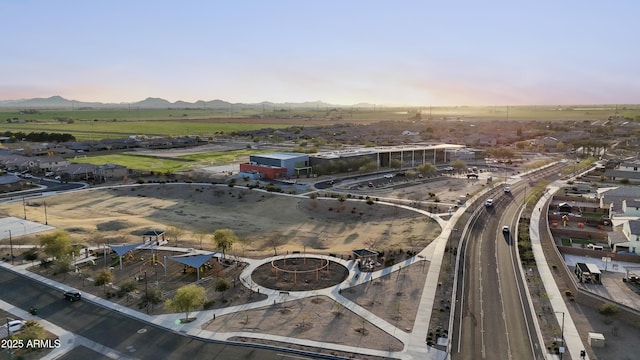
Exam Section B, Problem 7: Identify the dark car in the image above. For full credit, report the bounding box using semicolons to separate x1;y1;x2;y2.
64;291;81;301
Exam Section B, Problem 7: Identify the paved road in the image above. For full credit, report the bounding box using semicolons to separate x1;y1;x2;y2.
452;185;539;360
0;267;319;360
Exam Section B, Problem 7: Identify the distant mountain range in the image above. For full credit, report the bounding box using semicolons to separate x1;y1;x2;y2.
0;96;376;110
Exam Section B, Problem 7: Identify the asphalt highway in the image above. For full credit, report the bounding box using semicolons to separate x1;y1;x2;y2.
450;168;567;360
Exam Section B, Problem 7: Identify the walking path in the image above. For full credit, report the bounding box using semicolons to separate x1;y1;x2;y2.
530;182;589;360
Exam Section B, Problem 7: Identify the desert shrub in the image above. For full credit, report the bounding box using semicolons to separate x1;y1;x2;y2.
598;302;619;317
118;280;138;296
24;247;39;261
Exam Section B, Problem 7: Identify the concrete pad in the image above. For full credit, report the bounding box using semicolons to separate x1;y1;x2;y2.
0;216;55;240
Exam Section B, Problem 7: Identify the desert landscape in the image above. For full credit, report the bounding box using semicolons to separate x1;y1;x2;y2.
3;183;444;258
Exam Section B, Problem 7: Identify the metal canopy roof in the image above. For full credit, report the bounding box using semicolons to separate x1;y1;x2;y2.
168;253;218;269
109;244;142;257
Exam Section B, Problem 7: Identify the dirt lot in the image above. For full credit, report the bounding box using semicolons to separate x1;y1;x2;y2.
207;261;428;357
1;184;440;259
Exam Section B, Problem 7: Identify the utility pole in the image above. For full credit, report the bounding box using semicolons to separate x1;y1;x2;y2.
145;270;149;314
5;230;14;265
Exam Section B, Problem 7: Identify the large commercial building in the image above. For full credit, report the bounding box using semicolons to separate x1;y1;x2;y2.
310;144;469;169
239;153;311;179
238;144;471;179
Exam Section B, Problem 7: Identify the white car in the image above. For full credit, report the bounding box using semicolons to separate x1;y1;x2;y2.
383;174;394;179
502;226;510;233
504;186;511;193
485;199;494;207
5;319;26;334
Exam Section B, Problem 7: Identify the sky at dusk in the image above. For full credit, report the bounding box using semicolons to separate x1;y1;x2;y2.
1;0;639;106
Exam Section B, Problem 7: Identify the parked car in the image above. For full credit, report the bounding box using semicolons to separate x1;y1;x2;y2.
5;319;26;334
64;290;82;301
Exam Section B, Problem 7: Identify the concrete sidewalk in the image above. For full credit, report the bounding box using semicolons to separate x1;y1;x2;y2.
530;183;589;360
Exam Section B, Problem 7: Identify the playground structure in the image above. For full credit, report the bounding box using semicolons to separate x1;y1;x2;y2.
253;255;348;292
271;256;330;285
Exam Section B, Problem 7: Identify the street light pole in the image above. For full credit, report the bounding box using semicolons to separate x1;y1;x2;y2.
144;270;149;314
6;317;13;359
5;230;14;265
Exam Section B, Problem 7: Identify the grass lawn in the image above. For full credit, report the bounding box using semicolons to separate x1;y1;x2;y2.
69;149;274;172
561;237;591;246
72;154;191;173
1;120;288;141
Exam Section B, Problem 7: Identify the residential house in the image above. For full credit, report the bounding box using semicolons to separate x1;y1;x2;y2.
616;219;640;254
0;154;32;172
542;136;560;148
604;158;640;184
598;186;640;217
33;156;69;173
95;163;129;181
54;163;98;181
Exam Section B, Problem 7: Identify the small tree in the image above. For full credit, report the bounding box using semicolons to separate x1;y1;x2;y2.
118;279;138;297
165;284;206;321
417;162;437;176
52;254;73;277
39;230;73;259
141;287;162;309
212;229;238;262
165;226;185;246
265;236;284;256
17;320;46;343
450;159;467;173
194;231;207;250
95;269;114;294
215;279;230;300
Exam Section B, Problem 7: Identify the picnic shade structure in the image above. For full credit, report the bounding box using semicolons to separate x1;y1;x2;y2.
168;252;218;280
109;243;143;270
141;230;165;244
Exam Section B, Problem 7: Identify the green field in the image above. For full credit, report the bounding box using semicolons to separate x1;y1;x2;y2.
1;120;287;141
3;104;639;141
71;149;272;172
1;107;271;121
